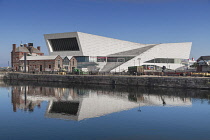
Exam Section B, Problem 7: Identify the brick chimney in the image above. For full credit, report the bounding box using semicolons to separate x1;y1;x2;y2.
24;44;27;47
12;44;16;52
37;46;41;51
28;43;33;47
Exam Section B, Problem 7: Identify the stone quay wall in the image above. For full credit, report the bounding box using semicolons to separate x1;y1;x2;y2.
3;73;210;89
0;72;7;79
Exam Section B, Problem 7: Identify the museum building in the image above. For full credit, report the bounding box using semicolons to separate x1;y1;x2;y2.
44;32;192;72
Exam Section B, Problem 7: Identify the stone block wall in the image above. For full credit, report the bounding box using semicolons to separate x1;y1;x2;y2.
3;73;210;89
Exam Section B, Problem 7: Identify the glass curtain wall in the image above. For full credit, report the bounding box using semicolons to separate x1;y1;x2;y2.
145;58;182;64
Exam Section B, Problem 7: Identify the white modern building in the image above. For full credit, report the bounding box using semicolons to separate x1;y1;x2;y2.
44;32;192;72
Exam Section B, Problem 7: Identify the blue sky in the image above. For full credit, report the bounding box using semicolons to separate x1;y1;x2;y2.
0;0;209;66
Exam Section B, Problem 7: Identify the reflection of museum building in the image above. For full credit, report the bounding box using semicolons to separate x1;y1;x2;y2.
11;86;192;121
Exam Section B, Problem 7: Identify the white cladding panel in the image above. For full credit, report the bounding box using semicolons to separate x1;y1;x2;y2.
112;42;192;72
77;32;148;56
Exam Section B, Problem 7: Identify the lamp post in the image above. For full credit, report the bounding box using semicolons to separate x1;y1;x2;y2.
134;60;135;66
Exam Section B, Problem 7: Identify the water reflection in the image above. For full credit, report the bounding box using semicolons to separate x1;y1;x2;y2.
5;80;207;121
2;80;210;140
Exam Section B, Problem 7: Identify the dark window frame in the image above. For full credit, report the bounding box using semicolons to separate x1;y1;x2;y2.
49;38;80;51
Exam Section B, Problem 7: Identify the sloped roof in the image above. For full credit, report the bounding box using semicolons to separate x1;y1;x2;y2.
31;47;42;53
67;56;73;60
15;47;30;53
19;55;59;61
15;46;43;54
109;44;156;56
61;56;73;60
197;56;210;61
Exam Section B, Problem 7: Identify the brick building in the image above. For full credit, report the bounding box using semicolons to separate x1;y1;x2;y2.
11;43;44;71
63;56;77;72
11;43;77;72
197;56;210;72
19;55;63;72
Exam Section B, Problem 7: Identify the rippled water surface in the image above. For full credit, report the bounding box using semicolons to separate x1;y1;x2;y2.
1;80;210;140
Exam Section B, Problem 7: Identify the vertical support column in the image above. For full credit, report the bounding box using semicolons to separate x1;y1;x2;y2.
154;57;155;70
12;44;16;68
24;53;27;73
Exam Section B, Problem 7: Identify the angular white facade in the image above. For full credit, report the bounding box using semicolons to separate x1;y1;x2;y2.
44;32;192;72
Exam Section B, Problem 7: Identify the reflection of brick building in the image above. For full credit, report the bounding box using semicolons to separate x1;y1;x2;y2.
11;86;42;112
11;43;44;71
11;85;78;112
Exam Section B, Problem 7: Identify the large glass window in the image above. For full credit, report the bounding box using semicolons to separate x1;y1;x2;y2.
145;58;175;63
49;38;80;51
63;58;69;65
58;60;60;68
75;56;89;62
107;57;117;62
97;56;106;62
117;58;125;62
